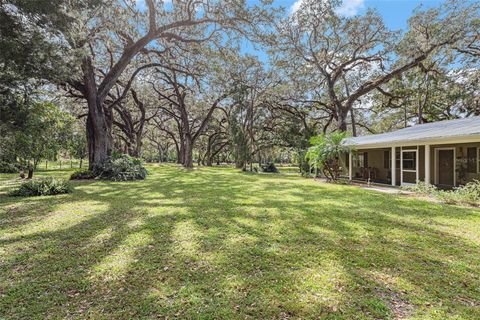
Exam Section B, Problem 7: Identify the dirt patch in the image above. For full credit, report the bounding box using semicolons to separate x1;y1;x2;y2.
376;288;415;320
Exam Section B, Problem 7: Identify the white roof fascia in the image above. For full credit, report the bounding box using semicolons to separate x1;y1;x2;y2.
348;134;480;149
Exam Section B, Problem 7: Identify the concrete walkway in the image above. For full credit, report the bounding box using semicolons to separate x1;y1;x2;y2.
314;178;412;195
350;182;414;194
352;183;411;195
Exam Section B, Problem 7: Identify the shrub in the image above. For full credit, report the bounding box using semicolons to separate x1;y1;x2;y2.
455;180;480;202
10;177;72;197
0;161;20;173
436;191;458;205
261;162;279;173
70;169;96;180
403;180;480;207
93;153;147;181
401;181;438;195
305;132;351;181
438;180;480;206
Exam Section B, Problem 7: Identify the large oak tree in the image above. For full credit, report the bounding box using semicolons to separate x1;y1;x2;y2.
273;0;479;132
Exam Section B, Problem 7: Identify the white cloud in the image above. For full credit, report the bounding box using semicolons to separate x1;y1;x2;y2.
291;0;364;17
336;0;364;16
290;0;304;13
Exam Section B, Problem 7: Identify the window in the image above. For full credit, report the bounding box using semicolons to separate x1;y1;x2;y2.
402;151;416;171
353;154;363;168
396;150;400;169
353;152;368;168
383;150;390;169
467;147;477;173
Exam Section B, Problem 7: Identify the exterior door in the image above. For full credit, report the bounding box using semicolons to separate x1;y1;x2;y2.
437;149;455;187
401;149;418;186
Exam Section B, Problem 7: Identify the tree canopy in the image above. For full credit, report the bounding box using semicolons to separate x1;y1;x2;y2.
1;0;479;173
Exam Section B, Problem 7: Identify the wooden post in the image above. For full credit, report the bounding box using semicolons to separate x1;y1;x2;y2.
425;144;431;185
391;146;396;186
348;152;353;181
416;146;419;183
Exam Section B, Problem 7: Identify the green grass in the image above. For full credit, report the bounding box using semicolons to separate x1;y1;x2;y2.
1;164;479;319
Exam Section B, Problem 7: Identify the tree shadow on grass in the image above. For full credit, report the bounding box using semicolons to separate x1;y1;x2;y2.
1;165;479;319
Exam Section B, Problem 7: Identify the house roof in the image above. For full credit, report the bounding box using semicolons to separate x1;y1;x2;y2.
344;116;480;148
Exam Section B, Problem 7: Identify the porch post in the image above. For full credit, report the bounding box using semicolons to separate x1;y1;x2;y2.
391;146;396;186
416;146;420;182
400;147;403;185
425;144;431;185
348;151;353;181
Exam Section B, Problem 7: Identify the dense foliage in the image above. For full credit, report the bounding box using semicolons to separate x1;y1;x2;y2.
404;180;480;207
1;0;479;176
93;153;148;181
0;161;20;173
10;177;72;197
306;132;351;181
1;98;74;173
70;169;96;180
260;162;279;173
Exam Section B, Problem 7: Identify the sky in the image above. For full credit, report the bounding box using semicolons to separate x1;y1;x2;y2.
283;0;442;29
138;0;443;30
240;0;444;60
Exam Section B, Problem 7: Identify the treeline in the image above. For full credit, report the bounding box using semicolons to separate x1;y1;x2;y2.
1;0;479;172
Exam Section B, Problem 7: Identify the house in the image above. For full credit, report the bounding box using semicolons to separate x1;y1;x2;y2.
343;116;480;188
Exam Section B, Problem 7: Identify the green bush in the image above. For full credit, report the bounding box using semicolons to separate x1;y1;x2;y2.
401;181;438;195
0;161;20;173
93;153;147;181
10;177;72;197
70;169;96;180
261;162;279;173
305;132;350;180
438;180;480;206
404;180;480;207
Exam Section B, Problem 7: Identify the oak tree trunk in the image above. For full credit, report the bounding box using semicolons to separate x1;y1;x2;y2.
337;108;349;132
83;58;112;170
177;141;184;164
183;134;194;168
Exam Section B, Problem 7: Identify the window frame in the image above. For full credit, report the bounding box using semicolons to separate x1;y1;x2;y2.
401;150;417;172
401;147;419;186
353;153;364;168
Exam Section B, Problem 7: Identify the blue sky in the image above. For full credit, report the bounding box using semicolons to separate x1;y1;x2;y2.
239;0;444;61
282;0;442;29
139;0;443;29
139;0;443;30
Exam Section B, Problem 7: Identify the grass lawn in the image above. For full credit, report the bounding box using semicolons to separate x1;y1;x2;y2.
1;164;480;319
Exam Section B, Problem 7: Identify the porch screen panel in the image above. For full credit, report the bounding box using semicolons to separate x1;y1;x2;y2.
402;152;416;170
401;150;417;185
383;150;390;169
403;171;416;184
